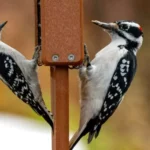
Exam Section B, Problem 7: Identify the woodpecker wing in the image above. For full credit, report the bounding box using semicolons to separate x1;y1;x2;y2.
88;51;137;142
0;53;53;128
0;53;34;102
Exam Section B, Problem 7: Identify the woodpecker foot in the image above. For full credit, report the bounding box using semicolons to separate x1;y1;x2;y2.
33;45;43;66
68;44;91;69
33;45;41;60
83;44;91;67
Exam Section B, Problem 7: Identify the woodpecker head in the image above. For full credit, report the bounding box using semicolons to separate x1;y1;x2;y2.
92;20;143;54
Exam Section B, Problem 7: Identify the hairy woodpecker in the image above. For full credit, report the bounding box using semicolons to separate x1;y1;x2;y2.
69;20;143;149
0;21;53;129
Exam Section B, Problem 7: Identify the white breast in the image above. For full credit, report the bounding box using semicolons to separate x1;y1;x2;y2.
79;42;128;127
0;41;26;60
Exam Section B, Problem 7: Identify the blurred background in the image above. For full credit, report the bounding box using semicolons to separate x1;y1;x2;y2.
0;0;149;150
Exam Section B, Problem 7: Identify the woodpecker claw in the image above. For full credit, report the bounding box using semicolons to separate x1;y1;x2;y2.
33;45;43;66
83;44;91;67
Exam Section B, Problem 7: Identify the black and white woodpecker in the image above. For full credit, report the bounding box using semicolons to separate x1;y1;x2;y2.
69;20;143;149
0;21;53;129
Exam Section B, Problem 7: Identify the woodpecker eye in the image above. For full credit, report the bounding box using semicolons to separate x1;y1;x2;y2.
120;24;129;31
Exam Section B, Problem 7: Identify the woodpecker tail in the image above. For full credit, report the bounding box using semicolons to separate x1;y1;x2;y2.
70;131;82;150
30;101;54;130
70;118;102;149
69;124;87;150
88;125;101;144
32;45;42;68
38;102;54;129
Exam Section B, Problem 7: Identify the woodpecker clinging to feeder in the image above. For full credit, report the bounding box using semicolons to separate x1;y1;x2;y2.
70;20;143;149
0;21;53;129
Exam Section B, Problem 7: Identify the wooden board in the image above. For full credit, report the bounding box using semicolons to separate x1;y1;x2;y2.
41;0;83;66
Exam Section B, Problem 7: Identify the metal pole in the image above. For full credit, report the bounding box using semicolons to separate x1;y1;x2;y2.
51;66;69;150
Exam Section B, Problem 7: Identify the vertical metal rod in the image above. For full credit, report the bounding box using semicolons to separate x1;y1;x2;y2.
51;66;69;150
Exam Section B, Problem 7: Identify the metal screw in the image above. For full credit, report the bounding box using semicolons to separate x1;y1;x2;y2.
52;54;59;62
68;54;75;61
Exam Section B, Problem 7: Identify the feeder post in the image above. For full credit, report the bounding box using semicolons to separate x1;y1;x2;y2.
51;66;69;150
35;0;83;150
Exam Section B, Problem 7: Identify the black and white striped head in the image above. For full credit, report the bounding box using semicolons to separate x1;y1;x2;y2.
0;21;7;40
92;20;143;54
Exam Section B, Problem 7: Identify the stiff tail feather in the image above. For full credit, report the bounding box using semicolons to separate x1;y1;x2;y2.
38;103;54;129
31;101;54;129
69;124;87;150
88;125;101;144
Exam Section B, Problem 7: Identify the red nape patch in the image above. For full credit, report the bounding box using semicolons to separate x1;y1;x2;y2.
139;26;142;31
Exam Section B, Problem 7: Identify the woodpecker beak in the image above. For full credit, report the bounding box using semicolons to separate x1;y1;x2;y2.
0;21;7;31
92;20;118;31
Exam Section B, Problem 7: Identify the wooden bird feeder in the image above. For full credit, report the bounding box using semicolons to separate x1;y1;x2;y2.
35;0;83;150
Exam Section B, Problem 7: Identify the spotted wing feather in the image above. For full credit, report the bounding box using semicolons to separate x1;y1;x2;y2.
0;53;35;101
0;53;46;115
88;51;137;142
